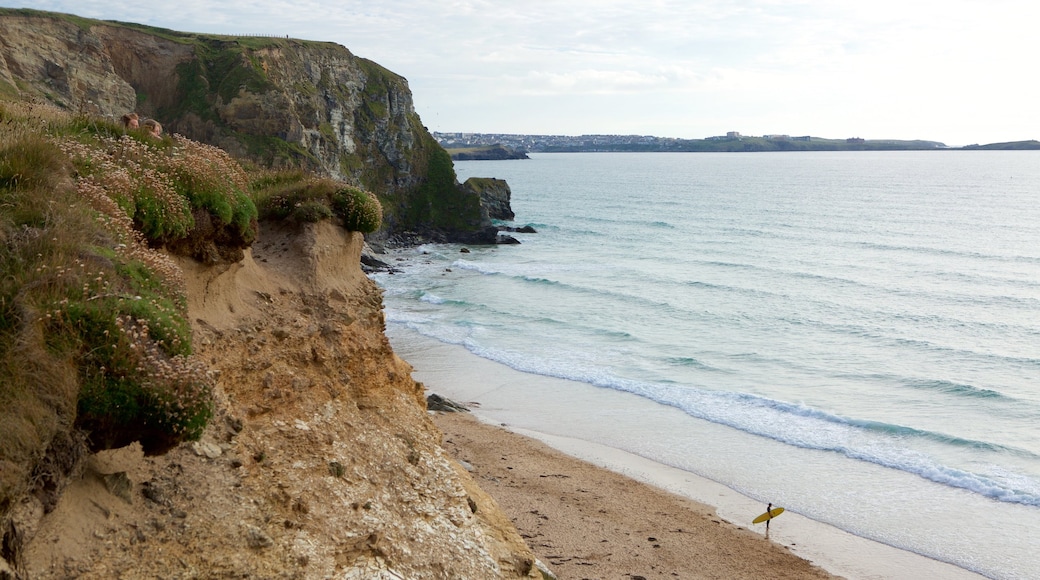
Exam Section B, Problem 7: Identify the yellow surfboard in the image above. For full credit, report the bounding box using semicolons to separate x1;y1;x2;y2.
752;507;785;524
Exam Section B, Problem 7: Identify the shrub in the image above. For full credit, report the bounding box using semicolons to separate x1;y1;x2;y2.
72;314;212;454
54;132;258;250
0;133;67;192
292;200;333;222
252;171;382;232
331;186;382;233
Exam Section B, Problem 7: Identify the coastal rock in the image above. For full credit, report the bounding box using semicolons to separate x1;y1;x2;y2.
427;394;471;413
500;225;537;234
461;177;515;221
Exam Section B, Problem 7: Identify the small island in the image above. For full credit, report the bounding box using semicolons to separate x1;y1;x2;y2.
444;144;530;160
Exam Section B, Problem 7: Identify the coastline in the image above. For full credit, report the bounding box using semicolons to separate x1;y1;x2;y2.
434;410;835;579
391;325;985;580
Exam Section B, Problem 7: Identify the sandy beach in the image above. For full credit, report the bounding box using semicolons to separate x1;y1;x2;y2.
433;410;837;579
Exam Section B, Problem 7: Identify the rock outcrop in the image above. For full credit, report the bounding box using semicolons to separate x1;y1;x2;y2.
0;8;510;245
462;177;515;221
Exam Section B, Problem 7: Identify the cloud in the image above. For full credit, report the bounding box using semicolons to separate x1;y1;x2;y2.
4;0;1038;143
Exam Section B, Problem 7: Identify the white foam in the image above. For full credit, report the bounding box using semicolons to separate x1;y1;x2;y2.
390;325;985;580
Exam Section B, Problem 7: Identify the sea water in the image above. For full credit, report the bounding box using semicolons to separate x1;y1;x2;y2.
369;151;1040;579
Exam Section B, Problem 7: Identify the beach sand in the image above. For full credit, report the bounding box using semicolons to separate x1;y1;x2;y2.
433;410;837;579
394;327;984;580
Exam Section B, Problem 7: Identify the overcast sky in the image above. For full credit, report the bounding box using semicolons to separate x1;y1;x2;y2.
7;0;1037;145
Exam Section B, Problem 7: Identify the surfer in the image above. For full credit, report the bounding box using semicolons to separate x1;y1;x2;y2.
753;502;784;537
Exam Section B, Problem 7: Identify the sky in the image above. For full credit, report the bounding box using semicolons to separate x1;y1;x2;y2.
6;0;1037;146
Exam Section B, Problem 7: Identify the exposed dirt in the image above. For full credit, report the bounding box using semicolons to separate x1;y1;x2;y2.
18;221;539;579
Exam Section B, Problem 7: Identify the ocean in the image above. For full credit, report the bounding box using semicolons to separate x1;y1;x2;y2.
369;151;1040;579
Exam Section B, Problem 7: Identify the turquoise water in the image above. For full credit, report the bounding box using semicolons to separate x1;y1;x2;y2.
370;151;1040;579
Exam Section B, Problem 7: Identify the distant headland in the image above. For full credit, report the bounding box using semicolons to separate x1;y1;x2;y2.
436;131;1040;158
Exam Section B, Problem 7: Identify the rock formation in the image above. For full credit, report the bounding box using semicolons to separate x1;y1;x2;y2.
462;177;515;221
0;8;509;246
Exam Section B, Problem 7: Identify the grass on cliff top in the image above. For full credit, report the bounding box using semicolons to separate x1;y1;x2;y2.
250;169;383;233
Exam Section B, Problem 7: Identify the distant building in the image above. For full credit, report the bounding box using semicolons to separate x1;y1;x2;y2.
765;134;790;140
846;137;865;143
726;131;742;138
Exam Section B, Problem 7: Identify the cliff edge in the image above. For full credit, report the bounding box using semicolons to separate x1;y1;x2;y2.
0;81;541;579
12;220;541;578
0;8;505;246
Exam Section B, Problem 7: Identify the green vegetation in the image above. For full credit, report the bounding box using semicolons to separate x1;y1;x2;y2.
168;40;275;122
962;140;1040;150
397;132;481;232
55;116;258;251
0;99;295;518
445;144;529;160
251;170;383;232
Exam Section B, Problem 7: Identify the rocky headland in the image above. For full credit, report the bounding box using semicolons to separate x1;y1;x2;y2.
0;7;516;248
0;9;537;579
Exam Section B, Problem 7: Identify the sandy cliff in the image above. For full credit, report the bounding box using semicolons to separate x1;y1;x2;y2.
13;221;540;578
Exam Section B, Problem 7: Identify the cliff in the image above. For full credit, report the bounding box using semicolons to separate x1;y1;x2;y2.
0;8;502;246
0;83;543;579
6;224;542;578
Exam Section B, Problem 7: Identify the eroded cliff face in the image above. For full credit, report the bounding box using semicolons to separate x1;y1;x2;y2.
14;221;540;578
0;9;492;244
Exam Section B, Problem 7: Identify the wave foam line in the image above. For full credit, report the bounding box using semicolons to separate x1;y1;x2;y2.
403;327;1040;508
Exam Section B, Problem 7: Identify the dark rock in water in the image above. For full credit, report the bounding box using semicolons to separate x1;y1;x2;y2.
360;253;392;273
453;225;502;245
499;224;537;234
497;234;521;245
460;247;470;254
461;178;515;221
427;394;471;413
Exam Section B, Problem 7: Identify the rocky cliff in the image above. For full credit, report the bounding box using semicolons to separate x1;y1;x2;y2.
0;98;544;578
0;8;501;245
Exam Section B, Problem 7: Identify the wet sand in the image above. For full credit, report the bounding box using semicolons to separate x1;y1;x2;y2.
396;326;984;580
434;411;837;579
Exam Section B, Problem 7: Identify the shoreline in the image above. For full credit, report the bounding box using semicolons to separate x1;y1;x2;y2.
391;325;984;580
434;410;836;579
